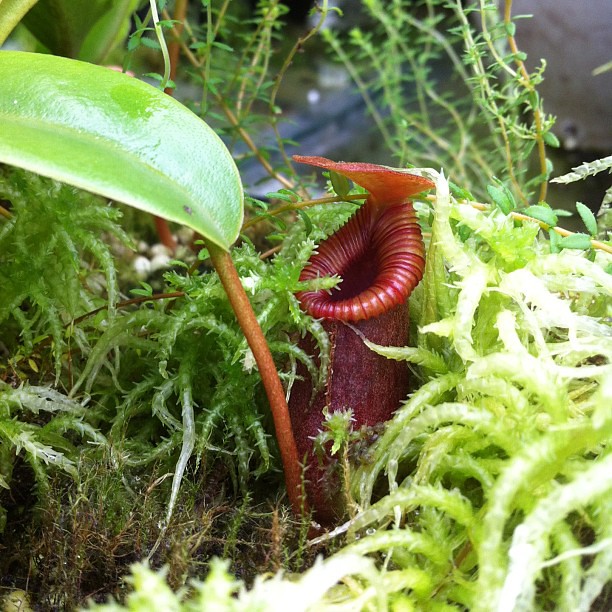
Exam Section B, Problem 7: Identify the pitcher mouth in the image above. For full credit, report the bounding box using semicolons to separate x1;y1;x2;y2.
296;200;425;321
293;155;432;322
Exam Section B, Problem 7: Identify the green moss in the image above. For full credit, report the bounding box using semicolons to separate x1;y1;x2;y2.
1;1;611;609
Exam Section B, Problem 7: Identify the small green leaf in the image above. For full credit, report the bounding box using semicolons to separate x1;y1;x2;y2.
329;170;351;198
487;183;516;215
168;259;188;269
158;19;180;29
267;216;287;231
318;408;354;456
575;202;598;236
130;281;153;297
127;35;142;51
140;36;161;50
266;190;297;203
558;233;593;251
362;342;448;374
545;158;554;176
296;209;313;236
212;41;234;52
266;233;286;243
542;131;560;148
145;73;176;89
449;181;474;201
245;196;268;211
549;229;561;253
522;205;558;228
0;52;243;250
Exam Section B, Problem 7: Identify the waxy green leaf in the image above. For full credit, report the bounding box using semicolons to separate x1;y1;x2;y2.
0;51;243;250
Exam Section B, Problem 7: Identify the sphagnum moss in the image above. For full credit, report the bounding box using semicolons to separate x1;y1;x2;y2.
1;1;611;610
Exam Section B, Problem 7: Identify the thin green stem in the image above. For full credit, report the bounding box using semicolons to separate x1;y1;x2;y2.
149;0;171;90
242;193;367;230
201;0;213;115
455;0;527;204
454;197;612;254
205;239;307;516
167;4;296;190
324;32;395;154
268;0;329;176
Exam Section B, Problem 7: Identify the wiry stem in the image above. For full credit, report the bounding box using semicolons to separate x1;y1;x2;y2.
268;0;330;176
216;102;294;189
242;193;367;231
164;0;187;96
503;0;548;202
163;6;296;190
462;0;526;205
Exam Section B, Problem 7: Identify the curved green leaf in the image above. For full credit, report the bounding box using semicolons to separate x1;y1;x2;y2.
0;51;243;249
19;0;138;63
575;202;598;237
487;183;516;215
0;0;39;47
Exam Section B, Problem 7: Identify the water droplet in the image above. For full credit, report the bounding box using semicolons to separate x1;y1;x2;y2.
366;527;376;536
